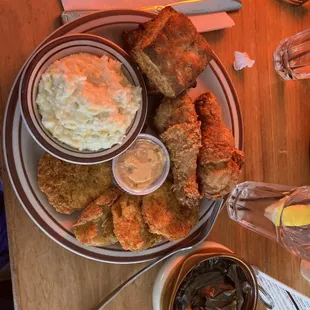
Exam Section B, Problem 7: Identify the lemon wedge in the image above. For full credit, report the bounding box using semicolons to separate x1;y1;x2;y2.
281;205;310;227
265;197;310;227
264;197;287;227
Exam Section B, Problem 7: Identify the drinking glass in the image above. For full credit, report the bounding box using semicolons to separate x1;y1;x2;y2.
274;29;310;80
280;0;309;5
226;182;310;280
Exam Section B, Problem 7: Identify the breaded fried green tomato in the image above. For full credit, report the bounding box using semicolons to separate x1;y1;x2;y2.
112;194;161;251
73;187;122;246
142;181;199;240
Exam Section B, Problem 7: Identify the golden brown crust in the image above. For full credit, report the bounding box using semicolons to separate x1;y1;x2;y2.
195;92;245;199
142;181;199;240
112;194;161;251
134;7;175;48
37;153;113;214
123;25;160;94
154;93;198;134
127;7;213;97
72;187;122;246
123;28;143;50
161;122;201;208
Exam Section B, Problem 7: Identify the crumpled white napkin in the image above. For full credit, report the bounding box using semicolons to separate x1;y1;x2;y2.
233;51;255;71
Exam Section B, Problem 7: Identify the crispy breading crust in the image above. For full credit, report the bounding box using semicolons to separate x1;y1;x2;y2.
161;122;201;208
127;7;213;98
195;92;245;199
123;28;143;50
154;93;198;134
112;194;161;251
72;187;122;247
142;181;199;240
37;153;112;214
123;26;160;94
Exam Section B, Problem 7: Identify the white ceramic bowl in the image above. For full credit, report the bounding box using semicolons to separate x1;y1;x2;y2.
152;241;233;310
19;33;148;164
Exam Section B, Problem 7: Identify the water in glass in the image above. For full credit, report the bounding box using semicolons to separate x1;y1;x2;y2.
227;182;310;261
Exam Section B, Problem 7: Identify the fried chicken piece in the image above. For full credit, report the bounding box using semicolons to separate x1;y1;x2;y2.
127;7;212;97
72;187;122;247
154;93;201;207
195;92;245;199
112;194;161;251
142;181;199;240
161;122;201;208
154;93;198;133
37;153;112;214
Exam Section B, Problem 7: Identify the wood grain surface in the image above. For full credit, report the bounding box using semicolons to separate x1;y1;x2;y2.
0;0;310;309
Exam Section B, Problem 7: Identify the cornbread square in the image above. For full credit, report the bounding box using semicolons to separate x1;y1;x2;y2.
127;7;213;98
123;26;160;94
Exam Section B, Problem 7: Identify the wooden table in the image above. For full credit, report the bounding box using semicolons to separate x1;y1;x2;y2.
0;1;309;309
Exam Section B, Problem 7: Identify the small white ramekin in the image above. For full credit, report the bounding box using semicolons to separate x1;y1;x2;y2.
112;133;170;195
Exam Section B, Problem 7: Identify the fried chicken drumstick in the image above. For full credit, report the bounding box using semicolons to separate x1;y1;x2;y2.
195;92;244;199
154;93;198;134
161;123;201;208
155;93;201;208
